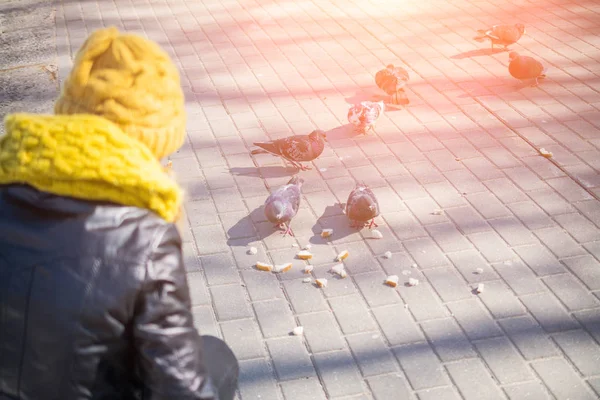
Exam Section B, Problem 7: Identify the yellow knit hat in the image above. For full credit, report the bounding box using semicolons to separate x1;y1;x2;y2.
55;27;186;160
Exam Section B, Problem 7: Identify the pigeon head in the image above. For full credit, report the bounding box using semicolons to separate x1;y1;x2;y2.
309;129;327;142
516;23;525;35
287;175;305;187
509;51;519;62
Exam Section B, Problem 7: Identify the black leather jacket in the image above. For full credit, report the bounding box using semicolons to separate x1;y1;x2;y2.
0;185;216;400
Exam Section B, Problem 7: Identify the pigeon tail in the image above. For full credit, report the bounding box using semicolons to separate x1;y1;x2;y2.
252;141;279;156
474;30;487;40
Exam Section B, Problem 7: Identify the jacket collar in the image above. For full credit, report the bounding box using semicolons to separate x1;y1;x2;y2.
0;113;182;222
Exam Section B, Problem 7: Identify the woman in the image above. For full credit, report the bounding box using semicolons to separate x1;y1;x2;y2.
0;27;238;399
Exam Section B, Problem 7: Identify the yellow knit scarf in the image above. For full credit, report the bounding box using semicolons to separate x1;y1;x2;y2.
0;113;182;222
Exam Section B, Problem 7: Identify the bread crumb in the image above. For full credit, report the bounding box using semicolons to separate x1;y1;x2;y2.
385;275;399;287
273;263;293;273
247;246;258;255
255;261;273;272
321;229;333;238
371;229;383;239
316;278;328;288
296;250;313;260
408;278;420;287
475;283;485;294
383;251;392;259
304;265;314;274
331;263;347;278
336;250;349;261
292;326;304;336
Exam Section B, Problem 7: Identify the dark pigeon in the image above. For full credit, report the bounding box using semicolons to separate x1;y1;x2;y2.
508;51;547;86
474;23;525;50
375;64;410;105
264;176;304;237
346;182;380;229
251;130;327;171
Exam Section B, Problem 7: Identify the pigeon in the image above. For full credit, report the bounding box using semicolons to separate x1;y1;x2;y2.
251;130;327;171
264;176;304;237
347;101;385;135
346;182;380;229
508;51;547;86
375;64;410;105
474;23;525;50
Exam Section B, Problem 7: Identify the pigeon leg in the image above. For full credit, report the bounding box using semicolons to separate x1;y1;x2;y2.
368;219;379;229
531;77;540;87
281;223;295;237
299;163;312;171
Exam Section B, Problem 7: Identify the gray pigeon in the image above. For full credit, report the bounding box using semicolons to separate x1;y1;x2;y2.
508;51;547;86
346;182;380;229
264;176;304;237
474;23;525;50
251;130;327;171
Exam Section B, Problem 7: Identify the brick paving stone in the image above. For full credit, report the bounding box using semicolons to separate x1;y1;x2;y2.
547;177;595;203
535;227;588;258
423;267;471;302
462;157;505;181
420;318;476;362
507;201;555;230
280;378;327;400
473;337;534;384
467;231;516;263
513;245;566;276
328;294;378;335
504;166;549;192
554;213;600;243
531;358;597;400
388;174;430;200
503;382;551;400
383;211;428;241
416;387;462;400
283;280;328;314
297;312;346;354
447;299;503;340
444;169;488;195
193;224;231;254
491;259;548;295
520;292;579;333
563;255;600;291
353;271;402;307
424;181;467;208
397;277;449;321
238;358;280;400
426;223;474;253
346;332;399;377
367;374;416;400
498;315;560;360
361;225;404;256
188;271;211;306
465;192;512;220
478;280;527;319
212;187;248;213
267;337;316;382
210;284;252;321
447;250;499;283
313;350;365;398
484;178;529;205
527;188;577;216
445;359;505;400
405;197;451;226
488;217;538;246
220;319;265;361
240;269;285;301
393;343;449;390
192;305;219;338
445;206;491;235
336;241;383;275
372;304;425;346
200;252;241;286
186;200;220;227
542;274;600;311
221;212;257;240
254;299;296;338
403;237;450;269
553;330;600;377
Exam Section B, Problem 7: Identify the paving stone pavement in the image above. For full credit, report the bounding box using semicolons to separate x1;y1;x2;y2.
3;0;600;398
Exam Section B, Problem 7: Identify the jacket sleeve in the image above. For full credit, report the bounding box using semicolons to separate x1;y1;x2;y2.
133;223;217;400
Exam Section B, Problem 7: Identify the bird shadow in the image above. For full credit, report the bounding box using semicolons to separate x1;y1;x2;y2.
451;47;508;59
344;91;408;111
229;165;299;178
307;204;364;245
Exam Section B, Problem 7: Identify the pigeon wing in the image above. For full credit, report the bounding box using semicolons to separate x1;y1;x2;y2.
280;136;312;162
